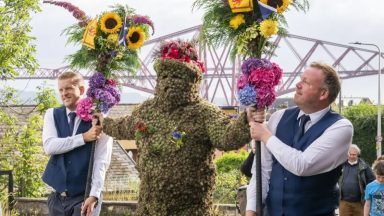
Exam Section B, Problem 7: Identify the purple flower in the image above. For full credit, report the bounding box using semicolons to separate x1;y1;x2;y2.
131;15;155;35
95;89;116;109
237;84;257;106
221;0;229;6
172;131;182;140
241;58;272;75
89;72;106;88
98;102;110;113
105;86;121;104
43;1;88;22
86;87;96;98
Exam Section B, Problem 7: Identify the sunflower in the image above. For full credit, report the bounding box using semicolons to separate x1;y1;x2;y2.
100;12;123;34
259;19;278;38
126;26;146;50
260;0;291;13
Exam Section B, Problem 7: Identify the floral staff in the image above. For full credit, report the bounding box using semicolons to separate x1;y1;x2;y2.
194;0;309;214
43;0;154;210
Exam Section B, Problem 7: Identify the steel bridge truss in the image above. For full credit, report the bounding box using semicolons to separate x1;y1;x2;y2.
15;25;384;106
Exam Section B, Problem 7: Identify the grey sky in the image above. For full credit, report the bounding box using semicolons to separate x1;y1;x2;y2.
18;0;384;102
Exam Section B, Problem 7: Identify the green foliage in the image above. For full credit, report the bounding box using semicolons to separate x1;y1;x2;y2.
342;103;380;165
0;86;59;200
214;150;248;173
213;169;246;204
34;84;60;115
0;0;40;79
193;0;309;59
213;150;248;204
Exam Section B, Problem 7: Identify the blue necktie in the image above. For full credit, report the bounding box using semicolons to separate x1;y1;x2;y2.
68;112;77;135
293;115;310;144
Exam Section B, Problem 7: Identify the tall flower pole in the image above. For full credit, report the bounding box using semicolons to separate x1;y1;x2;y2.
43;0;154;206
350;42;382;158
194;0;308;214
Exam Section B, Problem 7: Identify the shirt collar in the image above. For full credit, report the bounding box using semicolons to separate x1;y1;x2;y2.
66;107;76;117
297;106;330;126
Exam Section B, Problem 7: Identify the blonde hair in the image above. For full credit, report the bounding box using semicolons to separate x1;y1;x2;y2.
58;71;84;87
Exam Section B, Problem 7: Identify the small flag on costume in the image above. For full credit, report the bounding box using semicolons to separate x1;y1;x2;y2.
119;17;129;46
82;19;98;49
258;1;277;20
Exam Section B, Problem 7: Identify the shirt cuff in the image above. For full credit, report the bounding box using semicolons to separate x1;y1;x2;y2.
74;134;86;147
89;187;102;199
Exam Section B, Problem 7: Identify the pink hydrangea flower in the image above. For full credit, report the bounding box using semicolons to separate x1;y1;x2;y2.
237;74;249;90
76;97;94;122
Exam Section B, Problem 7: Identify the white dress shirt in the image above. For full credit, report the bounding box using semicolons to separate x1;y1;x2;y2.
42;107;113;199
246;106;353;211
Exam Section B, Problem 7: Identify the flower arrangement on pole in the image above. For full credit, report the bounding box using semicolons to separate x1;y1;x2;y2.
193;0;309;59
44;1;154;120
193;0;309;214
193;0;309;116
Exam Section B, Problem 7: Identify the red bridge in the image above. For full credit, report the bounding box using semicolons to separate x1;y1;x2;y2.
14;25;383;106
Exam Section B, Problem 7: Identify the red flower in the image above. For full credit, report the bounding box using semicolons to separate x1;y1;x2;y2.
134;121;148;132
158;40;206;73
106;79;116;87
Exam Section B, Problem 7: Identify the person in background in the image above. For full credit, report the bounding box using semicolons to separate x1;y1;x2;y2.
364;156;384;216
247;62;353;216
42;71;113;216
339;144;375;216
240;140;256;178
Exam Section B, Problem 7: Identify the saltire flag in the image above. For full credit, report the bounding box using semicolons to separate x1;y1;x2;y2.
258;1;277;20
119;17;129;46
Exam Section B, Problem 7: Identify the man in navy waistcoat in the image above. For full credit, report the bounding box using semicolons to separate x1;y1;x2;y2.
42;71;113;216
246;62;353;216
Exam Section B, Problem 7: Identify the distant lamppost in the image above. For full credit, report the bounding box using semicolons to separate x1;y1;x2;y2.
350;42;382;158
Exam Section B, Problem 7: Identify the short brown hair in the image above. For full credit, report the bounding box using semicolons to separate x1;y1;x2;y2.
310;62;340;104
58;71;84;86
373;157;384;176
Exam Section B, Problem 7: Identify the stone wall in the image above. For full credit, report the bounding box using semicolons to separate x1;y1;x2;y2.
104;141;139;192
14;198;239;216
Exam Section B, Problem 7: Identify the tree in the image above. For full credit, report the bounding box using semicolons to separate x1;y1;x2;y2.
342;103;381;165
0;0;40;79
0;85;59;198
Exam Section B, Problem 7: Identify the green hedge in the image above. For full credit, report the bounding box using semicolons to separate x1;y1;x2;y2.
342;103;382;165
213;150;249;203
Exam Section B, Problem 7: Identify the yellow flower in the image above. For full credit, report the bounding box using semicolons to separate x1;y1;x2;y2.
100;12;123;34
229;14;245;30
107;34;119;47
126;26;146;50
259;19;278;38
260;0;291;13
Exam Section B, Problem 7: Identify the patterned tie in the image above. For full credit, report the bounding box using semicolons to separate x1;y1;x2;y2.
68;112;77;135
293;114;310;144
